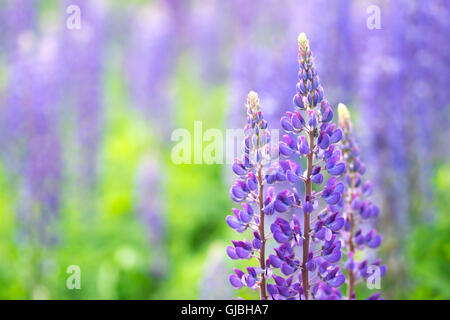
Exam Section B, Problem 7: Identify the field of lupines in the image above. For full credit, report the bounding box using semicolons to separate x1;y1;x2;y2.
0;0;448;300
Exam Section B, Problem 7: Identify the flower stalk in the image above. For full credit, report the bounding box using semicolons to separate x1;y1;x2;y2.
275;33;347;300
257;165;267;299
338;103;386;300
302;128;314;299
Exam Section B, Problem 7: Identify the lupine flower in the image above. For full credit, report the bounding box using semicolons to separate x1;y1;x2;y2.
227;34;348;300
272;34;345;299
60;0;107;204
1;29;62;246
134;156;168;278
338;103;386;300
267;33;347;300
227;91;275;299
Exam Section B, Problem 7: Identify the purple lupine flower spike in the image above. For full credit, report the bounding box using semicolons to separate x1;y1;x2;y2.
337;103;386;300
271;33;347;300
134;156;168;278
60;0;107;209
227;91;276;299
2;29;62;247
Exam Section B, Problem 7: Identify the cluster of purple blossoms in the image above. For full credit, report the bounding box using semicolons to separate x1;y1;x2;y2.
227;91;273;300
337;104;386;300
226;34;365;300
273;34;347;300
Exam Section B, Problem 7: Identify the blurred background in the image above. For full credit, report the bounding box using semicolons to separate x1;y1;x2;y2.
0;0;448;299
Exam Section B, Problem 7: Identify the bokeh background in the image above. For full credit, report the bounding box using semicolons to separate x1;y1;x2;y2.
0;0;449;299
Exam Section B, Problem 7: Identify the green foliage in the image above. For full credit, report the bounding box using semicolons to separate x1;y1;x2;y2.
408;164;450;299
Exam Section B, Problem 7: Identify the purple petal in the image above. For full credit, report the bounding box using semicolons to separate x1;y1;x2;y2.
273;275;286;286
367;234;382;248
263;203;274;215
276;171;287;182
325;249;342;263
287;170;300;183
315;227;326;240
245;274;256;287
273;230;290;243
311;173;323;184
226;246;239;260
328;274;345;288
281;116;294;132
266;173;277;184
267;284;278;295
330;128;343;143
321;106;333;122
324;192;341;205
371;205;380;218
279;142;294;156
232;162;246;176
327;162;346;176
367;292;381;300
226;215;241;229
281;263;295;276
299;135;310;155
362;181;373;196
239;211;252;223
242;203;253;216
293;93;305;109
252;237;262;249
269;254;282;268
291;112;305;129
234;268;245;278
231;185;247;200
278;286;290;297
306;259;317;272
318;133;330;149
345;258;355;271
334;182;345;193
235;247;250;259
355;234;365;246
380;265;387;277
229;274;243;289
329;217;345;231
274;200;289;213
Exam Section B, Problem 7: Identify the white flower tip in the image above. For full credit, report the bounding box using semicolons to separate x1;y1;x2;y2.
246;91;260;109
298;32;308;44
338;103;351;126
